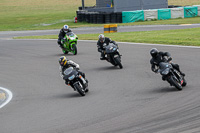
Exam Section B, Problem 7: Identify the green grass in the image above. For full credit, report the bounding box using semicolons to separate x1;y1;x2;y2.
15;27;200;46
0;0;96;31
1;0;200;31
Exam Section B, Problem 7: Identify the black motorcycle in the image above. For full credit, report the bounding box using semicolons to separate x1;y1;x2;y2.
104;43;123;69
63;67;88;96
159;62;187;90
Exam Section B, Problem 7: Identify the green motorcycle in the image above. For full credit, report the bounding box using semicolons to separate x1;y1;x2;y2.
61;32;78;55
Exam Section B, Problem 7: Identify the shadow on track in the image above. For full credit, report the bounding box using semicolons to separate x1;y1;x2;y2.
53;93;84;99
149;87;179;93
92;66;123;71
52;53;76;57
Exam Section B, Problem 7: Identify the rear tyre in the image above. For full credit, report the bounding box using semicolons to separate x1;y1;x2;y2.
62;49;68;54
115;57;123;69
170;76;182;90
64;50;68;54
74;82;85;96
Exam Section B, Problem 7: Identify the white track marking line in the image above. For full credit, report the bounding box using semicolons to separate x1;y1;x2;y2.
0;87;13;108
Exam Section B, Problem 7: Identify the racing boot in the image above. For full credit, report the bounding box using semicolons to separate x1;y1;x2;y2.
180;71;185;77
100;52;106;60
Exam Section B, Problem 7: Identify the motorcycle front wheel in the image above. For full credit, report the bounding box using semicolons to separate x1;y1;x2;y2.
71;44;77;55
170;76;182;90
74;82;85;96
115;57;123;69
182;78;187;87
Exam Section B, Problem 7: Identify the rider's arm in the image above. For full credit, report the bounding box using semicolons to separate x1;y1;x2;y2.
160;51;171;58
161;51;172;62
58;28;65;38
59;66;64;78
110;39;116;44
68;29;72;32
150;59;159;73
97;41;103;52
68;60;80;69
107;38;118;47
106;37;114;44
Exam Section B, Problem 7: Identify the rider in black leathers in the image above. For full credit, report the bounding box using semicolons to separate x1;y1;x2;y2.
150;48;185;80
57;25;72;48
97;34;118;60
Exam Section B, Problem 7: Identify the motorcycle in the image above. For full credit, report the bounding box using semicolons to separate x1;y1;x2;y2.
61;32;78;55
159;62;187;90
62;67;88;96
103;43;123;69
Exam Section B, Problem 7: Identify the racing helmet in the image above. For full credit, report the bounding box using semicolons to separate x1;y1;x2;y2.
98;34;105;43
59;56;67;66
150;48;159;58
63;25;69;33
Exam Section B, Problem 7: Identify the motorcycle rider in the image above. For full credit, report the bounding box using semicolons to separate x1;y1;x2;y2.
57;25;72;49
150;48;185;80
59;56;88;91
97;34;118;60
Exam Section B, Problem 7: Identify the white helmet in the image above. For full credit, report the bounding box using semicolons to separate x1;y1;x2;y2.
98;34;105;43
63;25;69;33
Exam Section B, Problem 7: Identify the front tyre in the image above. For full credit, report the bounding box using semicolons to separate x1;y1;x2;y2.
115;57;123;69
182;78;187;87
170;76;182;90
71;44;77;55
74;82;85;96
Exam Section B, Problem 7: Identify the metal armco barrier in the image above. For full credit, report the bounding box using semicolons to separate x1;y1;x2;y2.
104;24;118;33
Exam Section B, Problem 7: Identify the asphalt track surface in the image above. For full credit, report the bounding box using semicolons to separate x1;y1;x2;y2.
1;25;200;133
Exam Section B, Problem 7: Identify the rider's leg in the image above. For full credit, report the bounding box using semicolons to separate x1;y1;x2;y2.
100;51;106;60
171;63;185;76
57;39;64;48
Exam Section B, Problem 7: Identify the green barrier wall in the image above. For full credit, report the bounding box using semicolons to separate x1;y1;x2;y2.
122;10;144;23
158;9;171;20
184;6;198;18
122;5;199;23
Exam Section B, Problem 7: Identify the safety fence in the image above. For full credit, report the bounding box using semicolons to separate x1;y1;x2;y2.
122;5;200;23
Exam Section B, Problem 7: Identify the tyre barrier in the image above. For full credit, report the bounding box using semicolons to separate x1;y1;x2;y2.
111;13;117;23
76;11;122;24
97;13;104;24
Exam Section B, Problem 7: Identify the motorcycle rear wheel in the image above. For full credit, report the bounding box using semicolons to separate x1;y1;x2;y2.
63;50;68;54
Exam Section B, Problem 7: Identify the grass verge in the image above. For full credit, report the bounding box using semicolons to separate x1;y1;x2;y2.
15;27;200;46
1;0;200;31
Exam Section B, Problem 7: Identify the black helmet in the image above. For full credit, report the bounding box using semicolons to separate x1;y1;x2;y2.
150;48;158;57
59;56;67;66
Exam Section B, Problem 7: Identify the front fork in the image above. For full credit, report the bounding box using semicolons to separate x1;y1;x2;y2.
79;75;88;89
